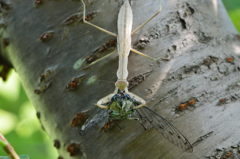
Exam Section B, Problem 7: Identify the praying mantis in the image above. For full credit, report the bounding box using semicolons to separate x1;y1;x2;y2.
81;0;162;108
80;0;193;152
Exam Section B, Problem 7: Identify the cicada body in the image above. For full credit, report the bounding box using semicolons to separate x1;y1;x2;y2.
80;92;193;153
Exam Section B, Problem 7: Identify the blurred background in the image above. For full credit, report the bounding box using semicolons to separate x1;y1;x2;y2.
0;1;239;158
222;0;240;33
0;70;58;159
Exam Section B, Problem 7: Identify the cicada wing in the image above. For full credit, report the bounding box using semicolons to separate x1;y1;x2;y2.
80;109;108;135
139;106;193;153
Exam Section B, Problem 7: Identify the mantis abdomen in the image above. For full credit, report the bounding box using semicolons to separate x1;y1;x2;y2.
116;0;132;90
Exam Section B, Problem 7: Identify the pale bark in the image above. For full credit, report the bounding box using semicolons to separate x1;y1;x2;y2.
1;0;240;158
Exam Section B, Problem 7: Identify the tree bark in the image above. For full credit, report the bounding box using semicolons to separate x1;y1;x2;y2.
1;0;240;158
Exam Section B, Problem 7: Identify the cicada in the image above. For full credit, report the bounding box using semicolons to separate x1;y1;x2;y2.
80;92;193;153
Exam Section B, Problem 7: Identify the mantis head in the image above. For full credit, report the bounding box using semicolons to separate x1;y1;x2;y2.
115;80;128;91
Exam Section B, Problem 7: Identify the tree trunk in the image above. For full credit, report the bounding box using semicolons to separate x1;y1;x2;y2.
1;0;240;158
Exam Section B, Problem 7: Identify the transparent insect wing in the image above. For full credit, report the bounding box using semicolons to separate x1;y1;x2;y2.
80;109;108;135
139;106;193;153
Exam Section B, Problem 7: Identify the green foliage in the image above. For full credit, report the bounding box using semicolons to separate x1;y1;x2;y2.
222;0;240;33
0;71;58;159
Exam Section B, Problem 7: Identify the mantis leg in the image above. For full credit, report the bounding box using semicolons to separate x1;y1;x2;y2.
131;0;161;35
124;88;146;109
84;49;118;69
130;48;169;61
96;93;115;108
96;87;118;108
81;0;118;37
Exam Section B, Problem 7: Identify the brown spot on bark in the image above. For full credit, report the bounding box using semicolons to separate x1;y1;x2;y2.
62;14;80;25
225;151;232;157
54;139;60;149
108;39;117;47
203;58;212;66
217;98;227;105
79;12;98;22
219;98;225;102
184;65;200;74
83;39;117;68
175;98;198;112
64;74;85;91
34;0;43;6
40;66;57;82
67;143;81;156
179;103;187;110
93;39;117;54
188;99;195;105
40;31;54;42
36;111;41;119
2;38;9;47
85;55;97;63
226;57;234;63
99;46;107;53
71;111;88;127
34;82;51;94
0;1;11;10
133;38;150;49
128;70;153;90
210;56;218;62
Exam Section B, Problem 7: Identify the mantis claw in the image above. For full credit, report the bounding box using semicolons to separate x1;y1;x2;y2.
96;87;146;109
96;93;115;109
